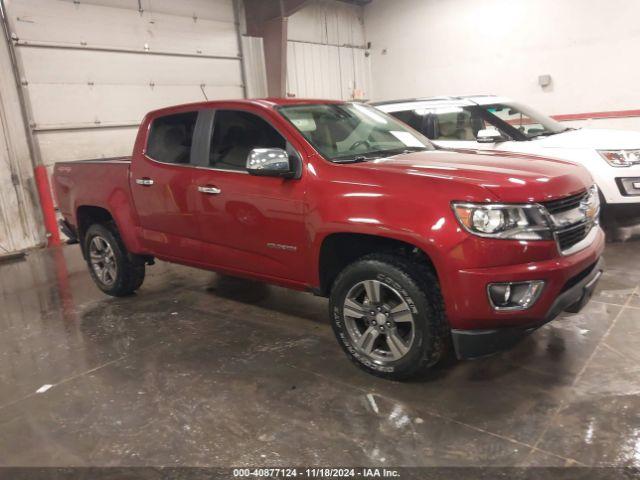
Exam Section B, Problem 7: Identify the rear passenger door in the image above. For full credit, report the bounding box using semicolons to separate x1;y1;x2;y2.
191;108;309;283
130;110;203;262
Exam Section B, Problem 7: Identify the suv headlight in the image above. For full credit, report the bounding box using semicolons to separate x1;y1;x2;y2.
452;203;552;240
598;149;640;167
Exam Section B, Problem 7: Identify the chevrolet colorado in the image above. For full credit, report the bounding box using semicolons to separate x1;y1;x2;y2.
53;99;604;380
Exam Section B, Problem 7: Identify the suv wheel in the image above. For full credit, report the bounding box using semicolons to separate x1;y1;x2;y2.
84;223;145;297
329;253;448;380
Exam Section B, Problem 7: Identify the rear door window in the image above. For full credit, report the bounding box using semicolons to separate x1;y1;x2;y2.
146;112;198;164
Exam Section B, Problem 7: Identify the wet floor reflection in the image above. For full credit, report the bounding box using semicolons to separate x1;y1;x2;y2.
0;238;638;467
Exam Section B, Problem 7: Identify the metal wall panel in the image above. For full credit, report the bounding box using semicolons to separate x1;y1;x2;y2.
0;30;41;253
287;0;365;46
287;42;342;99
57;0;237;23
242;35;267;98
9;0;239;56
37;127;139;164
286;40;371;100
286;0;371;101
20;48;243;87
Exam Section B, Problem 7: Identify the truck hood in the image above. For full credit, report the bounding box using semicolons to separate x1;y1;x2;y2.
535;128;640;150
355;150;592;203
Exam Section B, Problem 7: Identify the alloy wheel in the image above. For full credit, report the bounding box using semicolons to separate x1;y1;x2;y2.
89;236;117;287
343;279;415;363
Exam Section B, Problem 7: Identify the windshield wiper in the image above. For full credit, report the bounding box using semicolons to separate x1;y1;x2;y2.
369;146;429;157
332;155;378;164
529;127;574;139
332;146;428;163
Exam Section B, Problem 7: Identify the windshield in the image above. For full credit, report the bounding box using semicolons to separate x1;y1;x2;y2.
480;102;568;139
279;103;434;162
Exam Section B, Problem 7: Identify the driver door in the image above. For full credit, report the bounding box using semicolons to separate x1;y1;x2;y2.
190;108;309;283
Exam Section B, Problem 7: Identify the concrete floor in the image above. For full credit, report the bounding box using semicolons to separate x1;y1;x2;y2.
0;237;639;469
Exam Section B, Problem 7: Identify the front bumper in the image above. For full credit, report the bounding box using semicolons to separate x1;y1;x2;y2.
601;200;640;226
451;257;604;359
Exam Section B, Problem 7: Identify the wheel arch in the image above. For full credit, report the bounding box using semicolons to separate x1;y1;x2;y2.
76;205;114;256
316;232;439;297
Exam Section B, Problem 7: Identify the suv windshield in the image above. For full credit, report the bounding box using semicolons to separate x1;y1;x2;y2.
480;102;568;139
279;103;434;162
385;101;570;142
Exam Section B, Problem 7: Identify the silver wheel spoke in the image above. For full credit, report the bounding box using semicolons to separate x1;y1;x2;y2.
390;303;413;323
386;330;409;360
344;298;367;318
106;264;116;280
363;280;382;304
356;327;379;355
89;235;117;286
343;278;415;364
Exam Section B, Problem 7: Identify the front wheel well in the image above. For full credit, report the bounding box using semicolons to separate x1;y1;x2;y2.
317;233;436;296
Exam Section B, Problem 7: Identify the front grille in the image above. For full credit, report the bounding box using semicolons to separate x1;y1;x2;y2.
556;222;590;251
542;190;588;215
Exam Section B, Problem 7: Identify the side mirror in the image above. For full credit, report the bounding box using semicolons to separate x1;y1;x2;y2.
477;128;506;144
246;148;295;178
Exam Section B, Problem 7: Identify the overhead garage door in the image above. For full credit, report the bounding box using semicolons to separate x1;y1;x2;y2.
0;26;41;253
3;0;245;172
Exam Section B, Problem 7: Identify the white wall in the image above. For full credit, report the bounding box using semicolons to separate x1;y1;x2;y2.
364;0;640;130
286;0;371;100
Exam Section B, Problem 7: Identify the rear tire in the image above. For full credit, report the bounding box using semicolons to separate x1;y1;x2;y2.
84;223;145;297
329;253;448;380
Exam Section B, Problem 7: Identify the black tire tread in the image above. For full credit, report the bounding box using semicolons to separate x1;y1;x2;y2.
330;252;448;380
84;222;145;296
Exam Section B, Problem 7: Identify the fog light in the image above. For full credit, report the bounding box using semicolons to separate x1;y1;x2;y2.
487;281;545;311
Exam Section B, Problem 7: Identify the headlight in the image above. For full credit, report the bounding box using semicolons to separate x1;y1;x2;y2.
598;149;640;167
584;184;601;222
452;203;552;240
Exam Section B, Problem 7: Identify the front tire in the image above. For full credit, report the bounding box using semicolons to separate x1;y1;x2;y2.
84;223;145;297
329;253;448;380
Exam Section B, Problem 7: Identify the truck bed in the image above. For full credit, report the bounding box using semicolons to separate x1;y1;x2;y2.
56;156;131;165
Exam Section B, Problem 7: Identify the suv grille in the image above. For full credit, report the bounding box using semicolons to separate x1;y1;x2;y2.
556;222;590;251
542;190;588;215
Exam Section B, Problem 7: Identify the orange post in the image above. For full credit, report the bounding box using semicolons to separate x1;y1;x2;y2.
33;164;61;246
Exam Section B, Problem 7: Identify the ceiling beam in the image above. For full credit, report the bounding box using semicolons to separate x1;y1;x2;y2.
244;0;313;36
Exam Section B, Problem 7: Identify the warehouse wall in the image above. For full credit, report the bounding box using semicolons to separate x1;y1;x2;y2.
4;0;245;175
364;0;640;130
286;0;371;100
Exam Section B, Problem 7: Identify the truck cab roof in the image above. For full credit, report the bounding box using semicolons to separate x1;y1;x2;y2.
146;98;347;118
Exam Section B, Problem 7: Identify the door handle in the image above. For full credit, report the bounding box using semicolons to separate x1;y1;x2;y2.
136;178;154;186
198;185;221;195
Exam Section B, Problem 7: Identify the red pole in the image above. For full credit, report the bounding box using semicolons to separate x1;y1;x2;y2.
33;164;61;246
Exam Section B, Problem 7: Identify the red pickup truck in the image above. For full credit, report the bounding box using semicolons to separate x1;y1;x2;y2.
53;99;604;380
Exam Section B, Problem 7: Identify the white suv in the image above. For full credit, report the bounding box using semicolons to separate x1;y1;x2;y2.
374;95;640;225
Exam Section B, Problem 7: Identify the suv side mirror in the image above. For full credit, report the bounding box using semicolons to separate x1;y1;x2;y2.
477;128;507;144
246;148;296;178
